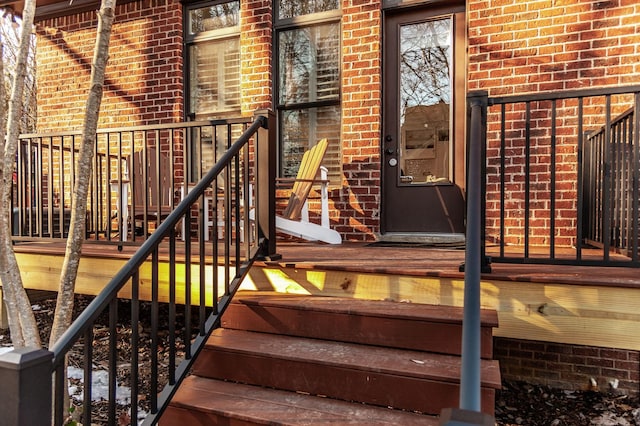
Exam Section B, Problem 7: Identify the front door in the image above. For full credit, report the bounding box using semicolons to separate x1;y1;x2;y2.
381;4;466;236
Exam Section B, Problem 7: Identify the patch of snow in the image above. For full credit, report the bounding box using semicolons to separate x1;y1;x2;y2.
67;366;149;425
32;304;42;311
67;366;131;404
0;346;14;356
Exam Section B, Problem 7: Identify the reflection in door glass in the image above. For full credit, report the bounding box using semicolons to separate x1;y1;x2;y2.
399;18;452;184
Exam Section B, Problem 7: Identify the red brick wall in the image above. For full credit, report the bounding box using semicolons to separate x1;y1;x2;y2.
240;0;272;112
36;0;184;132
468;0;640;95
338;0;382;241
495;337;640;395
467;0;640;248
35;0;384;241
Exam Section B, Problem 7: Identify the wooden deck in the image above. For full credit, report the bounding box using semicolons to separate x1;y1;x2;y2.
9;240;640;352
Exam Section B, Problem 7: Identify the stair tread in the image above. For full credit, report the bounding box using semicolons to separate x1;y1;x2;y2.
169;375;440;425
233;292;499;327
205;328;501;388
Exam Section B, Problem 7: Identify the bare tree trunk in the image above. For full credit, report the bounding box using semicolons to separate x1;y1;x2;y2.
0;0;41;349
49;0;117;347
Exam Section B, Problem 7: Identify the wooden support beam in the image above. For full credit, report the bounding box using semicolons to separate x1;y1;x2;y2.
13;252;255;307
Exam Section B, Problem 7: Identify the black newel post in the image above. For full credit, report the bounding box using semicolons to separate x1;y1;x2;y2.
254;109;280;260
0;348;53;426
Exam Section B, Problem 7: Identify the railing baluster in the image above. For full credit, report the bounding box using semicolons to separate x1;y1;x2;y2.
243;140;251;258
131;270;140;423
633;93;640;261
576;97;585;260
106;132;112;241
212;121;220;315
150;247;159;414
184;208;192;359
108;298;118;426
47;136;53;237
199;190;206;335
499;104;506;258
54;362;65;426
36;138;42;237
169;228;177;385
624;116;632;251
224;132;231;296
83;327;94;425
603;95;613;260
550;100;557;259
524;101;531;258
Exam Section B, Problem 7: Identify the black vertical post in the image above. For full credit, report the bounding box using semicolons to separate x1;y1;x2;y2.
0;348;53;426
441;91;493;426
460;91;487;412
254;109;280;259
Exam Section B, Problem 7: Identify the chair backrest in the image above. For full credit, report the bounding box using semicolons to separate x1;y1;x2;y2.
131;147;172;216
282;138;328;221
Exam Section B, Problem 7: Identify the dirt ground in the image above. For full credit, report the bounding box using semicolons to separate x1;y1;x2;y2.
1;294;639;425
495;381;640;425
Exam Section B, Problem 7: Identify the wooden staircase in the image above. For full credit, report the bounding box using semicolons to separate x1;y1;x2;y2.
162;292;501;425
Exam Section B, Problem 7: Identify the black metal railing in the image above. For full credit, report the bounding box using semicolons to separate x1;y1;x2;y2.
11;117;266;246
0;111;278;425
584;105;639;260
477;85;640;267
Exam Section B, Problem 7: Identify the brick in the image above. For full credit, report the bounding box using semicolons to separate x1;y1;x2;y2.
600;349;631;361
586;357;615;368
601;368;631;381
533;368;561;380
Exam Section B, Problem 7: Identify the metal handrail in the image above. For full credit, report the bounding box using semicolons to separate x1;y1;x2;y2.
45;114;273;425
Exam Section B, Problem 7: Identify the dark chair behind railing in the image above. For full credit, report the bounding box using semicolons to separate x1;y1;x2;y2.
478;85;640;267
1;111;278;425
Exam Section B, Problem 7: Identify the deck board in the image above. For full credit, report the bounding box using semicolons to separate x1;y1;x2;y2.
12;240;640;288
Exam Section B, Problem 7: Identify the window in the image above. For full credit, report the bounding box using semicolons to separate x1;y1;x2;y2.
186;1;240;118
185;1;240;180
275;0;341;182
188;38;240;116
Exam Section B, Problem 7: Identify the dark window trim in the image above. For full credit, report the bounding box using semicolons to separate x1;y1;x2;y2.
274;4;343;182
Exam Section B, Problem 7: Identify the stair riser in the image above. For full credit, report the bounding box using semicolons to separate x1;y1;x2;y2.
192;349;496;415
222;303;494;358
